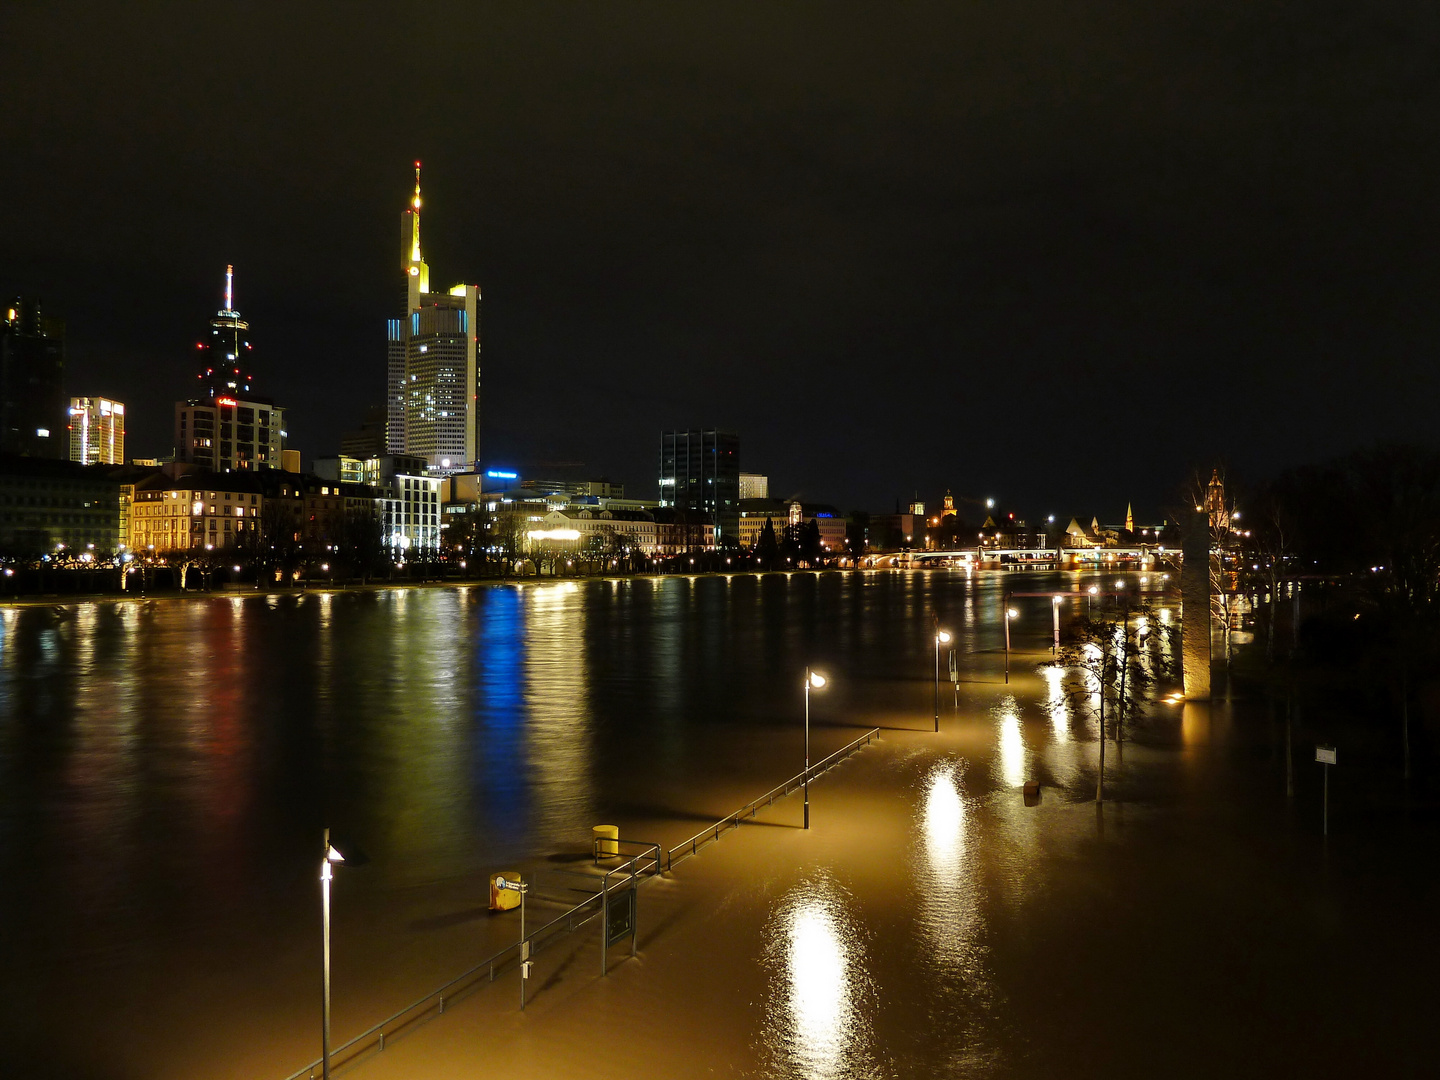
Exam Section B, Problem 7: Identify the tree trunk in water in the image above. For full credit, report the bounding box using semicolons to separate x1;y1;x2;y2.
1097;692;1106;804
1285;692;1295;799
1402;665;1411;785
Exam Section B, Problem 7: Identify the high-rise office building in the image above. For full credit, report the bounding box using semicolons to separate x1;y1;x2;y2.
386;163;480;475
1;298;67;458
175;268;285;472
658;429;740;542
739;472;768;500
68;397;125;464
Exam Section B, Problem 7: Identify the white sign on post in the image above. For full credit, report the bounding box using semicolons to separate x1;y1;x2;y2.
1315;746;1337;765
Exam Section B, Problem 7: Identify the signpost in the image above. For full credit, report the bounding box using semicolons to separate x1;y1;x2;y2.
601;880;637;976
1315;745;1336;836
494;875;530;1008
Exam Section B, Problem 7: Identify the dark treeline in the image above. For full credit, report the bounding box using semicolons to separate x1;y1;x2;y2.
1223;442;1440;786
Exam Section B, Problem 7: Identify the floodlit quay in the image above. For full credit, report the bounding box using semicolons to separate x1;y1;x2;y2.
1;570;1436;1078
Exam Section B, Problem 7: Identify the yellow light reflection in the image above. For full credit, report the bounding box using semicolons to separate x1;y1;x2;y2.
763;879;875;1080
1041;665;1069;742
995;699;1026;788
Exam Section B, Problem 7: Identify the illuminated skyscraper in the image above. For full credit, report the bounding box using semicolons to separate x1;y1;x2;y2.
175;268;284;472
194;265;254;399
68;397;125;465
1;298;66;458
386;163;481;474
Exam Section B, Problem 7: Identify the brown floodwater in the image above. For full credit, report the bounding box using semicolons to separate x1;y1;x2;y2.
0;570;1435;1078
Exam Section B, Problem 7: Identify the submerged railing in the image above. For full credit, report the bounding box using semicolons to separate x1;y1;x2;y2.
665;727;881;870
281;727;881;1079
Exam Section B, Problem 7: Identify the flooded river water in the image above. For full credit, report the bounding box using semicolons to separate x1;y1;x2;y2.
1;571;1435;1078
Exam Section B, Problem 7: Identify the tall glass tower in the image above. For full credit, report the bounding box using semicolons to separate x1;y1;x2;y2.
385;163;481;474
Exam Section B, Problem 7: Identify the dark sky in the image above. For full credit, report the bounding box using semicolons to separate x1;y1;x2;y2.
4;2;1438;520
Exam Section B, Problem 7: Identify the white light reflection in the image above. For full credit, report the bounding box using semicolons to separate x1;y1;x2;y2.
994;698;1027;789
911;761;993;1054
924;761;965;872
1041;666;1069;742
762;877;876;1080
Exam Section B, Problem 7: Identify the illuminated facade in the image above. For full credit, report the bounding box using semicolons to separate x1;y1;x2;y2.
175;396;284;472
175;268;285;471
657;428;740;542
130;473;264;552
386;164;480;474
739;472;768;500
1;298;66;458
68;397;125;465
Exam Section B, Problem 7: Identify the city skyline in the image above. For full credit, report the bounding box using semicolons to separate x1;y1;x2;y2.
5;3;1438;512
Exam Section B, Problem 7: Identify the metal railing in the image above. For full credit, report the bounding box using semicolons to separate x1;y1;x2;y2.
280;728;880;1079
665;727;881;870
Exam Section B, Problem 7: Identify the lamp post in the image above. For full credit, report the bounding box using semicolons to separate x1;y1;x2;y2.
1004;606;1018;684
1087;584;1098;618
494;876;530;1008
1052;595;1061;654
934;629;952;732
320;830;347;1080
803;668;827;829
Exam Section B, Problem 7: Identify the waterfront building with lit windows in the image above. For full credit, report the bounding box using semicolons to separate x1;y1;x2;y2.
68;397;125;465
737;498;847;552
386;164;480;475
130;472;265;553
174;268;286;472
657;428;740;543
0;455;121;555
1;298;67;459
738;472;768;500
375;454;441;551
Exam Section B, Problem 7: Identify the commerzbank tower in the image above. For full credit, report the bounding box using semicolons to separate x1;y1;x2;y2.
385;163;480;474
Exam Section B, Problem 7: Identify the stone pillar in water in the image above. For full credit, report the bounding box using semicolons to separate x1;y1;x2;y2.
1180;510;1212;701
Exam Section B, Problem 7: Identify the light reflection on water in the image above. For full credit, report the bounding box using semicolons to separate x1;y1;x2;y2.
911;760;996;1068
761;876;878;1080
993;697;1027;789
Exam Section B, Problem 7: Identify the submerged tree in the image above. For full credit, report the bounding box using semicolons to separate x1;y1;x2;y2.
1048;602;1163;803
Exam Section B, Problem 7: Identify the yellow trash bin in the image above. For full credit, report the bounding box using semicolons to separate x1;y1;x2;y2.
490;871;522;911
593;824;620;858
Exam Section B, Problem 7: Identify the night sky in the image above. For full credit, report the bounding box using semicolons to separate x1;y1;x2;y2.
4;2;1438;519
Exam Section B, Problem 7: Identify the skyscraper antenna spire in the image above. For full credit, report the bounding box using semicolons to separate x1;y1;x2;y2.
413;160;422;211
224;264;234;312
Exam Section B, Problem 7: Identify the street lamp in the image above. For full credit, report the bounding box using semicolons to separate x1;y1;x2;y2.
1087;584;1098;617
320;830;347;1080
1004;607;1018;684
803;668;827;829
933;629;951;732
494;875;530;1008
1052;595;1062;654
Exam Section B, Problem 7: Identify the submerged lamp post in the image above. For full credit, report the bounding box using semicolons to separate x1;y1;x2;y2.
1004;607;1018;684
1052;595;1062;654
933;629;952;732
494;875;531;1008
804;668;828;829
320;829;347;1080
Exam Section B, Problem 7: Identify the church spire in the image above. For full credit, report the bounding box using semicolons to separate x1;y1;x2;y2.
1125;502;1134;533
